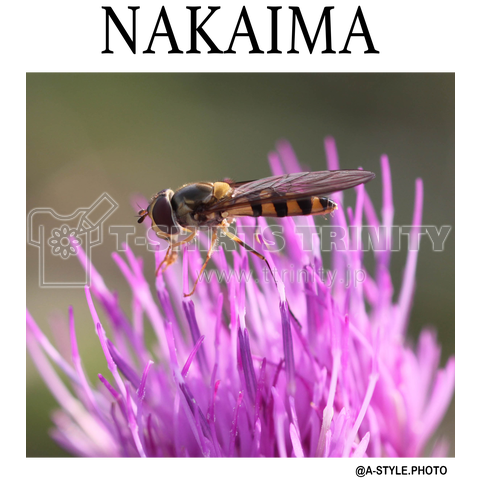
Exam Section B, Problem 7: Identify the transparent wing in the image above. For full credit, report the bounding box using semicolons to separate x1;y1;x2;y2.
205;170;375;214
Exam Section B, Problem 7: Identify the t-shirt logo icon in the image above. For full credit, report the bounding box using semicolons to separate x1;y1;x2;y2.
27;193;118;287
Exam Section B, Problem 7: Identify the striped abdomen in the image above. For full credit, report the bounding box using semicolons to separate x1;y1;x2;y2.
233;196;337;218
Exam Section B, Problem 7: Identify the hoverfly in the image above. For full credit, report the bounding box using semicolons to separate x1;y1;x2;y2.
138;170;375;297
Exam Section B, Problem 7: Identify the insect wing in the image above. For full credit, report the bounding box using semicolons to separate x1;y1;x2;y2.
207;170;375;214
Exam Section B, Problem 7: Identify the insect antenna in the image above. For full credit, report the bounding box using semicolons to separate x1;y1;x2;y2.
137;208;148;224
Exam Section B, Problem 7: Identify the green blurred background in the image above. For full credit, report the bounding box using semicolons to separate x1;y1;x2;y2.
26;73;454;456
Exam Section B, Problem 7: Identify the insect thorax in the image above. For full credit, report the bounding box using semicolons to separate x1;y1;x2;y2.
171;181;233;228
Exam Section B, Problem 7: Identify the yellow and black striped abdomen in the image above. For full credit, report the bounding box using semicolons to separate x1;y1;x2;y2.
232;196;337;218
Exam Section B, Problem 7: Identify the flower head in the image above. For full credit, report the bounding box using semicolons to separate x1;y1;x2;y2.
26;138;454;457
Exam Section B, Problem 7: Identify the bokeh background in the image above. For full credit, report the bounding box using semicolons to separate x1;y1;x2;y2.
26;73;454;456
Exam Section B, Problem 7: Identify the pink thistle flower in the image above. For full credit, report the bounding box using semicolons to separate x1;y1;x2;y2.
26;138;454;457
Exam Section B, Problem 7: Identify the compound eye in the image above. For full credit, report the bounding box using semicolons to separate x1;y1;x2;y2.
151;195;179;235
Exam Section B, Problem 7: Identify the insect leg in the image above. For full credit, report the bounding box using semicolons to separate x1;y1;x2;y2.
155;245;175;276
184;229;218;297
222;226;271;271
169;230;197;249
221;226;301;328
155;230;197;276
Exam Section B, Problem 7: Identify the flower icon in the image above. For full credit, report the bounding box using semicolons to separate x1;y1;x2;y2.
47;225;81;259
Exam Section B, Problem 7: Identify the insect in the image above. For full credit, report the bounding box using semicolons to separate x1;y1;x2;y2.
138;170;375;297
